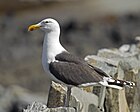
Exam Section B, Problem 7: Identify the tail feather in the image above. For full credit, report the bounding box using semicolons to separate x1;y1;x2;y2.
100;77;135;89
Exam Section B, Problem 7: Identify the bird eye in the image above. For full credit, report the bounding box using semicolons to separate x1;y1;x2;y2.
45;21;49;23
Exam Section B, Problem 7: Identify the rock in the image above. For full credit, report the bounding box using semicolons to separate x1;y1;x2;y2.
23;102;75;112
135;36;140;42
97;48;123;58
70;87;99;112
0;85;45;112
119;44;130;52
47;81;67;108
47;81;100;112
125;69;140;112
85;43;139;112
85;55;118;77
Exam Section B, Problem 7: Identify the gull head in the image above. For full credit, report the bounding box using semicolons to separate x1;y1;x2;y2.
28;18;60;32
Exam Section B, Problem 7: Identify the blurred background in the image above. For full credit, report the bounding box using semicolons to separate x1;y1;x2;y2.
0;0;140;112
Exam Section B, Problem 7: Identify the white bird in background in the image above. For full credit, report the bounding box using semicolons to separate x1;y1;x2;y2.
28;18;135;111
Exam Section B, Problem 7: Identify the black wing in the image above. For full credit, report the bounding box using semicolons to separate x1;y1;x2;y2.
56;52;109;77
49;52;104;86
88;64;109;77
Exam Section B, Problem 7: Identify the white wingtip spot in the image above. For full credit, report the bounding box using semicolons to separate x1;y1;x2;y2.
125;81;135;88
116;81;120;83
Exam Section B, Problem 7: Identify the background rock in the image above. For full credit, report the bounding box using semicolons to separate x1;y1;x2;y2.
85;44;139;112
24;102;76;112
0;85;46;112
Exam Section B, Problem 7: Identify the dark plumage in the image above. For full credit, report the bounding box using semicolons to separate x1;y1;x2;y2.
49;52;106;86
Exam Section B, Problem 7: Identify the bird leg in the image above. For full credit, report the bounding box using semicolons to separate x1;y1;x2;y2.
64;86;72;107
98;86;106;112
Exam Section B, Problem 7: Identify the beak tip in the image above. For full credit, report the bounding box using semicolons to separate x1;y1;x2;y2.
28;28;33;31
28;24;40;32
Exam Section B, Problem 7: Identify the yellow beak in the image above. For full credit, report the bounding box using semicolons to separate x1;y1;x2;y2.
28;24;41;31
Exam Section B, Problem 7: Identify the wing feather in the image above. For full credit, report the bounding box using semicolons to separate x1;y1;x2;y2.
49;52;107;86
49;61;103;86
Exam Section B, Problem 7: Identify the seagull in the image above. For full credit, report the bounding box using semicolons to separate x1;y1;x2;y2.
28;18;135;110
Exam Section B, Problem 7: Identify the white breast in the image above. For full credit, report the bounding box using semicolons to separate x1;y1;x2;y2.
42;32;66;73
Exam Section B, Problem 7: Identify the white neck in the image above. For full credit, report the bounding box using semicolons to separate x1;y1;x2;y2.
42;30;66;70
